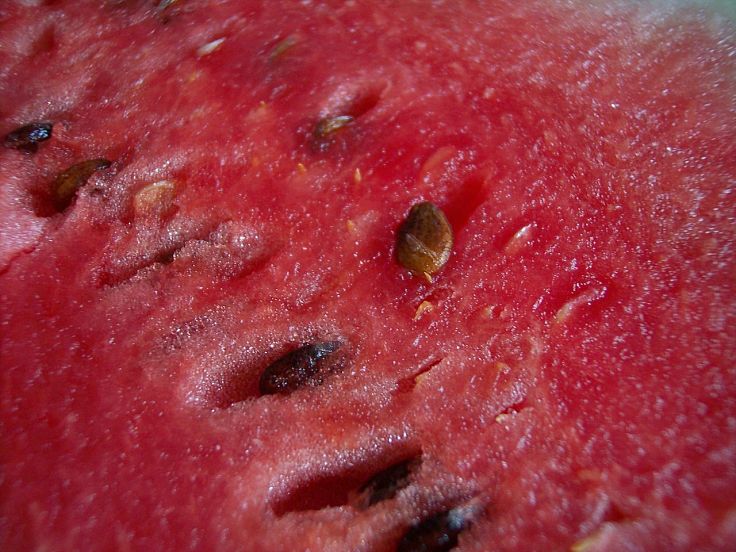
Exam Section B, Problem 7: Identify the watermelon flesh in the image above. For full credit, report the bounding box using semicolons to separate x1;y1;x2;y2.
1;0;735;550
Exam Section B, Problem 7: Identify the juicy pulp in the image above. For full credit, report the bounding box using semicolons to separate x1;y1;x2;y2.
1;1;735;551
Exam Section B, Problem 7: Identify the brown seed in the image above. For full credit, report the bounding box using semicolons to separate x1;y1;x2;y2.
3;122;53;153
397;509;467;552
52;159;111;212
396;201;453;278
355;458;417;509
259;341;342;396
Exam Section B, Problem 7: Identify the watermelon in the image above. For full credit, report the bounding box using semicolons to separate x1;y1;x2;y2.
1;0;735;550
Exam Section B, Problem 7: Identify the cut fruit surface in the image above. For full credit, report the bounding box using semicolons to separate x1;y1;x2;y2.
1;1;735;551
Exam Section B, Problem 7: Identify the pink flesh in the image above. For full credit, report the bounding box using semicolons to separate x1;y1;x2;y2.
1;1;735;550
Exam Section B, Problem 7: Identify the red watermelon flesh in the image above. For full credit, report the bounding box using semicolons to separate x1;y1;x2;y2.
1;1;735;550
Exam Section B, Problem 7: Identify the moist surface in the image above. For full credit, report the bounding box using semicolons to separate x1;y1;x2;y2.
1;1;735;551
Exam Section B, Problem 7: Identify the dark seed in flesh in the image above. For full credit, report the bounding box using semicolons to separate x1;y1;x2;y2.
396;201;453;279
156;0;182;21
157;0;179;10
397;509;467;552
52;159;111;213
314;115;354;140
259;341;342;396
3;122;53;153
355;458;416;509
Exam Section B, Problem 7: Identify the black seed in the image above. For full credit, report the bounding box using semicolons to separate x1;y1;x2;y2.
3;122;53;153
52;158;111;213
396;201;453;279
397;509;468;552
259;341;342;396
355;458;416;509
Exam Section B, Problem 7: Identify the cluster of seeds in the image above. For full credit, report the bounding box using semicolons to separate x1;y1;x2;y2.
4;122;112;214
3;99;461;549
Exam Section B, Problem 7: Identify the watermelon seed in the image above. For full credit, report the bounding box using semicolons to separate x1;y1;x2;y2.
395;358;444;394
259;340;342;395
197;37;225;58
397;508;468;552
156;0;183;22
413;300;434;321
418;146;457;184
503;222;535;256
271;447;420;516
494;397;530;424
3;122;53;153
309;115;354;152
133;179;177;219
269;35;298;63
157;0;180;10
314;115;354;139
309;87;383;152
396;202;453;278
308;115;354;152
554;286;607;325
52;158;111;213
353;456;420;509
